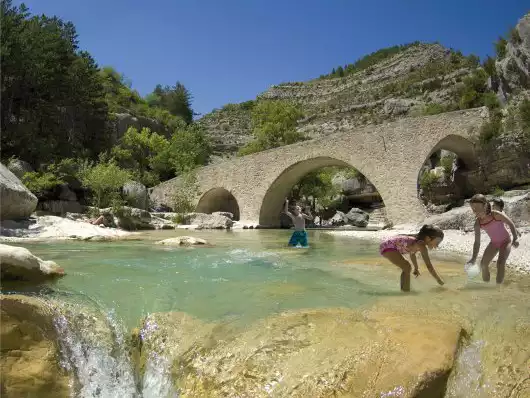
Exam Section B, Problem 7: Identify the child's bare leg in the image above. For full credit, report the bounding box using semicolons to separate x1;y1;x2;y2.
495;242;512;284
382;251;412;292
480;243;499;282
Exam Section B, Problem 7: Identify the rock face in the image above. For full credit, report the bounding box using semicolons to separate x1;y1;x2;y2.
156;236;208;246
0;244;65;281
496;12;530;96
110;112;169;143
6;158;33;179
0;295;72;398
199;43;482;156
123;181;148;210
0;163;38;221
101;206;154;231
328;208;369;227
134;308;464;397
181;212;234;229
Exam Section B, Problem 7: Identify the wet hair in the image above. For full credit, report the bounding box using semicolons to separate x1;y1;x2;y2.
491;198;504;211
469;194;491;214
415;224;444;242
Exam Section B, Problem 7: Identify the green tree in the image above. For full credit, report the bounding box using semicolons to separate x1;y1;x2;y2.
483;56;497;77
336;66;345;77
0;1;110;165
77;158;132;209
166;124;211;175
111;127;171;186
146;81;194;123
495;37;507;59
238;100;305;155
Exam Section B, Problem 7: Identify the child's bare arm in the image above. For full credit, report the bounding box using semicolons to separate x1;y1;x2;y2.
469;220;481;262
284;199;294;219
410;253;420;277
493;210;519;246
302;207;313;220
419;246;444;285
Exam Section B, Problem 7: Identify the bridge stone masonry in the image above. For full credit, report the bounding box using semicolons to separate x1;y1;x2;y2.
151;107;488;227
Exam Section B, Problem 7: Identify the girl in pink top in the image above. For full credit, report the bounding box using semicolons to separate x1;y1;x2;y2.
468;194;519;284
379;224;445;292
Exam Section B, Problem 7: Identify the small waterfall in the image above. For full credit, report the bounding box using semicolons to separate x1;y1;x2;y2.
52;299;177;398
138;316;178;398
53;306;138;398
445;339;491;398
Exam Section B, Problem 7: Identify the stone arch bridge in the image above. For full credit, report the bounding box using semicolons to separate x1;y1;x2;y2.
151;108;487;226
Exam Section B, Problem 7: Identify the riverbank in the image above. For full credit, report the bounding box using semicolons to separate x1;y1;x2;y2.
326;225;530;274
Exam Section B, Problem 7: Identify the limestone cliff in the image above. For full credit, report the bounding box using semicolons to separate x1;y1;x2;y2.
200;12;530;159
199;43;480;158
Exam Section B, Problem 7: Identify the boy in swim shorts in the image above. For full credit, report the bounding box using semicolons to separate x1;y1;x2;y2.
284;198;312;247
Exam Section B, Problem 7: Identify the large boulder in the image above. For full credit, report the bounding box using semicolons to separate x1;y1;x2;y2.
100;206;154;231
345;207;369;227
0;244;65;281
0;295;72;398
123;180;148;210
181;212;234;229
0;163;38;221
6;158;33;179
133;308;464;397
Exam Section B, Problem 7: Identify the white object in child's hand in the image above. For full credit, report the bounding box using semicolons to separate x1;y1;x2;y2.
464;262;480;278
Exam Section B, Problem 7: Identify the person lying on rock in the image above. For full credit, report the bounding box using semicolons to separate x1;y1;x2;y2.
379;224;445;292
467;194;519;285
87;215;106;226
284;198;312;248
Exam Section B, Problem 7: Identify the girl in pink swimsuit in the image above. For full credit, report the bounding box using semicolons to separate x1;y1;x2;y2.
379;224;445;292
468;194;519;284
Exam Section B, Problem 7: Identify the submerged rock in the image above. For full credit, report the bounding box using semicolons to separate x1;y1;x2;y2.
0;295;72;398
0;243;65;281
155;236;208;246
134;307;464;397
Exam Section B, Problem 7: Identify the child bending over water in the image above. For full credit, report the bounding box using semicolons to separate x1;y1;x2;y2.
284;199;312;247
468;194;519;284
379;224;445;292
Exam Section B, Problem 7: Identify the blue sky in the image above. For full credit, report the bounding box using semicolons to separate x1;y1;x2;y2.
16;0;529;117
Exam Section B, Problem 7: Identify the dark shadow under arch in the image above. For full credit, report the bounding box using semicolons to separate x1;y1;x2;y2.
259;156;384;227
196;188;240;221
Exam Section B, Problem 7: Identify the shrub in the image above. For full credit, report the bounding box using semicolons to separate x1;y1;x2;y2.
495;37;507;59
422;103;446;115
171;171;199;215
22;171;63;196
440;154;456;180
509;28;522;45
491;186;505;197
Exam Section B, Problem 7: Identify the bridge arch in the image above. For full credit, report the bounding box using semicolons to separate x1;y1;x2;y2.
196;187;241;221
259;156;384;227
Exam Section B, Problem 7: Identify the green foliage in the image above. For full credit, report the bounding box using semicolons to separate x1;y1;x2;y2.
238;100;305;156
519;99;530;131
22;171;63;195
457;69;497;110
478;114;502;144
419;170;440;193
324;42;420;78
422;103;447;115
491;186;505;197
495;37;507;59
440;154;455;180
77;159;131;209
482;92;500;110
168;123;211;175
111;127;171;186
147;82;194;124
0;0;110;165
171;172;200;215
483;56;497;77
292;167;340;210
509;27;522;45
